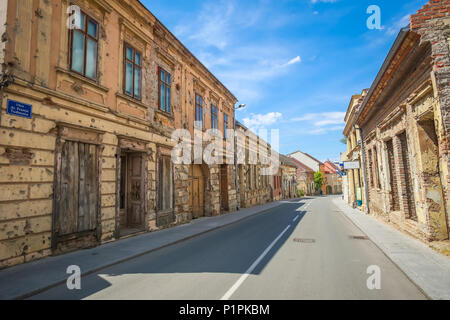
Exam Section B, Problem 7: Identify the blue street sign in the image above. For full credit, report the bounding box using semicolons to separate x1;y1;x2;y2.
7;100;32;119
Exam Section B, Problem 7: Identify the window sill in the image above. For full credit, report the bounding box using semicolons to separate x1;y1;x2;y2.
194;126;206;132
155;108;174;120
55;67;109;93
116;92;147;109
157;209;174;215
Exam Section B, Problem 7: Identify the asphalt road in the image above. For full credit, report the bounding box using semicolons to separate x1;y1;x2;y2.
29;196;426;300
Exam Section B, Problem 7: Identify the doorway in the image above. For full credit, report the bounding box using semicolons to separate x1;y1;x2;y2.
220;164;229;212
189;165;205;219
119;152;145;237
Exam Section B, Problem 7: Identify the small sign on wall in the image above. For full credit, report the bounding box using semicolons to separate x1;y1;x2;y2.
6;100;32;119
343;161;360;170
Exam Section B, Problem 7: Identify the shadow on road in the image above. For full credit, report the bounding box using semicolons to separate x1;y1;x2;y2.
31;200;310;300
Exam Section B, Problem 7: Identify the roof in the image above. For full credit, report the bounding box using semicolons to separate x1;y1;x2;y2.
289;157;315;173
133;0;237;103
287;150;323;165
355;26;411;126
279;154;300;168
324;161;340;174
303;152;324;165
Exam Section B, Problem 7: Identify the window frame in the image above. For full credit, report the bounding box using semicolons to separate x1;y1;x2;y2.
211;103;218;130
68;7;99;80
224;113;229;139
158;67;172;113
157;155;174;212
123;42;143;100
195;93;204;129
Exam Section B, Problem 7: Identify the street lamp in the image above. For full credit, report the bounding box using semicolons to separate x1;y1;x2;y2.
234;103;246;210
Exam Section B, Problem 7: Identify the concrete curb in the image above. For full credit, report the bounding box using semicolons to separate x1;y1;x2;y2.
332;197;450;300
0;198;304;300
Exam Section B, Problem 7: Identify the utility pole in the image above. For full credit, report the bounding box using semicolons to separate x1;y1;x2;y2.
355;125;370;214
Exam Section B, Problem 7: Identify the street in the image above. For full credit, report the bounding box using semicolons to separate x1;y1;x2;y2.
29;196;426;300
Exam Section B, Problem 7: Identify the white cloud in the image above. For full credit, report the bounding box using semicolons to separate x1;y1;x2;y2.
292;112;345;127
243;112;283;131
172;0;304;103
308;125;345;135
385;14;411;36
288;112;345;135
284;56;302;66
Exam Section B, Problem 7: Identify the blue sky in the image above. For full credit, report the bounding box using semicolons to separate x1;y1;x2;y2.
142;0;427;162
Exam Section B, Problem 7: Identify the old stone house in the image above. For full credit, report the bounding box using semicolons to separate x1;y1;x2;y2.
355;0;450;242
0;0;242;268
290;157;315;196
235;121;272;208
280;155;298;199
342;89;368;210
322;161;342;195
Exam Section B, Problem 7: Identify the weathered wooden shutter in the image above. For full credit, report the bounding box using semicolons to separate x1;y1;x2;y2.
58;141;98;236
156;155;175;227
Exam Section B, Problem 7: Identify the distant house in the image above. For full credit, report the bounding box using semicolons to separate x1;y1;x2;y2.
288;150;342;195
289;158;315;196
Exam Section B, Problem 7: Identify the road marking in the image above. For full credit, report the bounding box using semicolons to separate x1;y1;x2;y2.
293;215;299;222
220;225;291;300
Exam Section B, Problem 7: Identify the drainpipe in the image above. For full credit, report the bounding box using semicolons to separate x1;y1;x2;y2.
234;117;239;210
355;125;370;214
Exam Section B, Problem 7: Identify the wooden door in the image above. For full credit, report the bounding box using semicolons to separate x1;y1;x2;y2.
220;165;229;211
192;178;200;218
58;141;98;236
127;154;143;227
119;155;127;228
190;165;205;218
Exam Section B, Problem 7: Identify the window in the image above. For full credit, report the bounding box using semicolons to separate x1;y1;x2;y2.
211;104;218;130
69;10;98;79
158;68;171;113
368;148;374;187
224;113;229;139
123;44;142;99
158;155;173;211
373;146;380;189
195;94;203;129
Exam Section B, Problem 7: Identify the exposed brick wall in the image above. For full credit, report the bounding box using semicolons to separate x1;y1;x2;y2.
410;0;450;30
411;0;450;237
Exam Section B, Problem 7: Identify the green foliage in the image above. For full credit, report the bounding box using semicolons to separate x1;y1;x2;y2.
340;137;347;145
297;189;305;197
314;171;324;191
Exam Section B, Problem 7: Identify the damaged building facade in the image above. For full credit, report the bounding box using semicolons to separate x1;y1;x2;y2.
355;1;450;243
0;0;270;268
342;89;368;210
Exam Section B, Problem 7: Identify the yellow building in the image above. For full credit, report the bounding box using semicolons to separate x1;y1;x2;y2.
342;90;368;211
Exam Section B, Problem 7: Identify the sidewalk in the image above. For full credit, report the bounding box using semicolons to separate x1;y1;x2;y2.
332;197;450;300
0;199;297;300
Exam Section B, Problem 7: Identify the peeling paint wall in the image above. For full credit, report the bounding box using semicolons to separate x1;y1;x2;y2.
358;26;449;242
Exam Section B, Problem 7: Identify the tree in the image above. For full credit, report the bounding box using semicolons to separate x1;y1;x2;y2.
314;171;324;191
340;137;347;145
